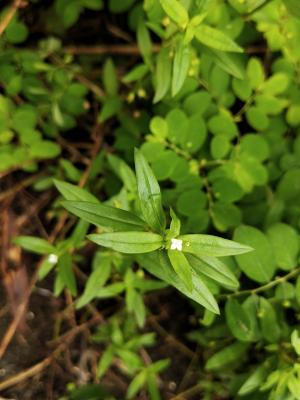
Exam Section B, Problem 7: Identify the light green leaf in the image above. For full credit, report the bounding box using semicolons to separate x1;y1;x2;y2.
178;234;253;257
186;254;239;289
195;24;243;53
291;330;300;356
283;0;300;19
238;365;268;396
76;257;111;308
98;346;114;377
169;208;181;238
159;0;189;28
234;225;276;283
54;179;99;203
88;232;163;254
153;47;171;103
137;20;152;66
172;42;190;96
126;370;147;399
13;236;56;255
62;201;146;231
134;148;166;233
168;249;193;291
267;223;299;271
225;299;253;342
96;282;125;298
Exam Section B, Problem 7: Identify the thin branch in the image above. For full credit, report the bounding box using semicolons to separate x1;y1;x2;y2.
219;267;300;299
64;44;160;56
0;0;26;37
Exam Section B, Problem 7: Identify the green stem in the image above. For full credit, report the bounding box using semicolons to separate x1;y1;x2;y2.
219;267;300;299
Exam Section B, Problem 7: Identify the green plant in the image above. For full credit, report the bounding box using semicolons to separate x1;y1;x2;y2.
3;0;300;399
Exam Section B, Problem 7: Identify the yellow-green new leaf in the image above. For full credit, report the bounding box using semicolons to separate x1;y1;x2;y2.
159;0;189;29
195;24;243;53
178;234;253;257
88;232;163;254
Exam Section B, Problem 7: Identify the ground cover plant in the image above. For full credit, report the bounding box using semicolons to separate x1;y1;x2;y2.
1;0;300;399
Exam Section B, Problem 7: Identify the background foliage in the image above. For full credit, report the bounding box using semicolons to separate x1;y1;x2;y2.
1;0;300;399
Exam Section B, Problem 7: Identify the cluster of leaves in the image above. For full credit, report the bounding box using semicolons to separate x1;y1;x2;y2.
4;0;300;399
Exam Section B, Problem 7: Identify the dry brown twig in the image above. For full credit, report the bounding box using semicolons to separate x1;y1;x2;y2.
0;0;27;37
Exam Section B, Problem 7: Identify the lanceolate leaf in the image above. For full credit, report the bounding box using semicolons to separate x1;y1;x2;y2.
186;254;239;289
178;234;253;257
54;179;99;203
107;153;137;192
57;253;77;296
195;24;243;53
153;47;171;103
62;201;146;231
204;47;245;79
134;149;166;233
88;232;163;254
238;365;268;395
14;236;56;255
137;252;219;314
159;0;189;29
205;342;248;371
167;250;193;291
172;42;190;96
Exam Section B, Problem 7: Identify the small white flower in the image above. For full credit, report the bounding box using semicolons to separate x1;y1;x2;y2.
170;238;183;251
48;254;58;264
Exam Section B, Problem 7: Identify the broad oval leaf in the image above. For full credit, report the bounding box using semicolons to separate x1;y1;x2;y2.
88;232;163;254
172;42;190;96
62;201;146;231
186;254;239;289
195;24;243;53
233;225;276;283
167;249;193;291
178;234;253;257
258;297;280;343
159;0;189;28
225;299;253;342
267;223;299;271
13;236;56;255
137;252;219;314
54;179;99;203
134;149;166;233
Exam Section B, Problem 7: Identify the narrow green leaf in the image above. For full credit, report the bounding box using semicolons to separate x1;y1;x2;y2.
137;252;219;314
186;254;239;289
102;58;118;96
98;346;114;377
134;148;166;232
159;0;189;28
88;232;163;254
96;282;125;298
168;250;193;291
172;42;190;96
204;47;245;79
178;234;253;257
225;299;253;342
153;47;171;103
169;208;181;238
13;236;56;255
238;365;268;395
137;20;152;66
107;153;136;192
195;24;243;53
57;253;77;296
205;342;248;371
54;179;99;203
62;201;146;231
126;371;147;399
